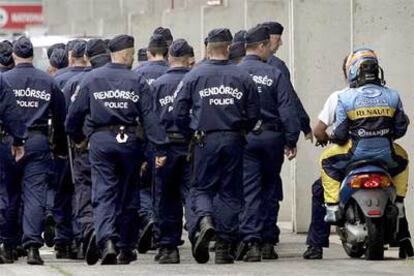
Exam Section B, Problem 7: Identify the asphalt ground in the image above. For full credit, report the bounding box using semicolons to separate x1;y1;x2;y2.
1;223;413;276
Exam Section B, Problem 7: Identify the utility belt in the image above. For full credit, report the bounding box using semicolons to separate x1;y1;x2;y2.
186;129;244;162
252;121;283;135
93;124;144;143
167;132;191;145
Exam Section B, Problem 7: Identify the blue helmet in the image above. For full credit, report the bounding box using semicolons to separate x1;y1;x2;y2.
346;48;379;84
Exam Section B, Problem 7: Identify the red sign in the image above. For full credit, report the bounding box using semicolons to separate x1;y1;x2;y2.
0;4;43;30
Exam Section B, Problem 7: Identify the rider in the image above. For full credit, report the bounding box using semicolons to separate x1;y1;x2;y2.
321;48;409;226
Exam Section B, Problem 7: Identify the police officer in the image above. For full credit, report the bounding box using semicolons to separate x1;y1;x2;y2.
262;21;311;139
55;40;88;88
61;38;110;260
2;36;67;265
43;48;70;252
152;39;193;264
0;74;26;264
47;43;66;76
236;25;301;262
153;27;174;47
133;34;169;255
259;21;312;245
49;48;69;75
0;41;14;73
45;47;68;246
229;30;246;64
66;35;168;265
133;34;169;84
51;39;88;259
173;28;260;264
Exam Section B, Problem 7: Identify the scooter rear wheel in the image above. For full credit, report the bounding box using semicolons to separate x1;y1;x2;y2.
365;217;385;260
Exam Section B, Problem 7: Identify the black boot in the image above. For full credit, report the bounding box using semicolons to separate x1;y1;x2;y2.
215;238;234;264
158;247;180;264
0;244;14;263
243;242;261;262
44;214;56;248
154;250;162;262
137;219;154;254
117;249;137;265
74;241;85;260
101;240;117;265
399;238;414;259
235;241;248;261
85;232;100;265
262;243;278;260
15;245;27;258
303;245;323;260
193;216;215;264
27;247;44;265
55;243;72;259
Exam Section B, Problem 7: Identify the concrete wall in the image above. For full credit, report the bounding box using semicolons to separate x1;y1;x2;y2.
42;0;414;234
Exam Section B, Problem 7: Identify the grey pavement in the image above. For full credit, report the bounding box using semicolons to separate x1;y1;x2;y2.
0;223;413;276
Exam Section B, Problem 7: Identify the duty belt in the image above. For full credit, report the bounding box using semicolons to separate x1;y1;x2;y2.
167;132;191;144
252;123;282;135
94;125;137;133
94;124;144;142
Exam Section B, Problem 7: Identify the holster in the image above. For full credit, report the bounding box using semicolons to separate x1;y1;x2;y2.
186;131;206;162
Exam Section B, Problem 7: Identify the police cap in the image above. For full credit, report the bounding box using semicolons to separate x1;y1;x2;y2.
207;28;233;43
108;35;134;53
50;48;69;69
233;30;247;44
148;34;168;49
229;43;246;60
71;40;87;58
169;39;193;57
66;39;77;52
47;43;65;59
0;40;14;66
153;27;173;42
261;21;284;35
86;39;108;58
245;25;270;44
13;36;33;58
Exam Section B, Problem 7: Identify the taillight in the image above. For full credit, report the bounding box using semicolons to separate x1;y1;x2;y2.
349;174;391;189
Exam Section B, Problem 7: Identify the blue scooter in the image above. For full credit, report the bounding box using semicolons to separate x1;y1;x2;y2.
336;160;399;260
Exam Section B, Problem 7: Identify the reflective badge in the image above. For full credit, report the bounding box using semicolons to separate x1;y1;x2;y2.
116;126;128;143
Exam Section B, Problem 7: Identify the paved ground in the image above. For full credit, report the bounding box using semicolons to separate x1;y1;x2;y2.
1;223;413;276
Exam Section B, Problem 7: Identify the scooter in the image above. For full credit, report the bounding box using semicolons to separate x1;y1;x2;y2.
336;160;399;260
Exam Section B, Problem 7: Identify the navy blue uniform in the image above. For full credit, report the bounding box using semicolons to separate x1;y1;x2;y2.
2;63;66;249
238;55;300;244
61;67;94;247
133;60;168;85
52;66;86;249
0;75;26;244
66;63;168;250
55;66;86;89
152;67;193;247
173;59;260;242
268;55;311;135
133;59;168;244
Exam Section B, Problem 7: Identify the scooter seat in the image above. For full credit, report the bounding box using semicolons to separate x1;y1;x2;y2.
346;160;388;174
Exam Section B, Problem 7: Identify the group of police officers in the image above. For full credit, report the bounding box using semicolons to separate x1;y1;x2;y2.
0;20;412;267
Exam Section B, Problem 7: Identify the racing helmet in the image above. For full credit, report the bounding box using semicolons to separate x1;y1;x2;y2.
346;48;384;87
